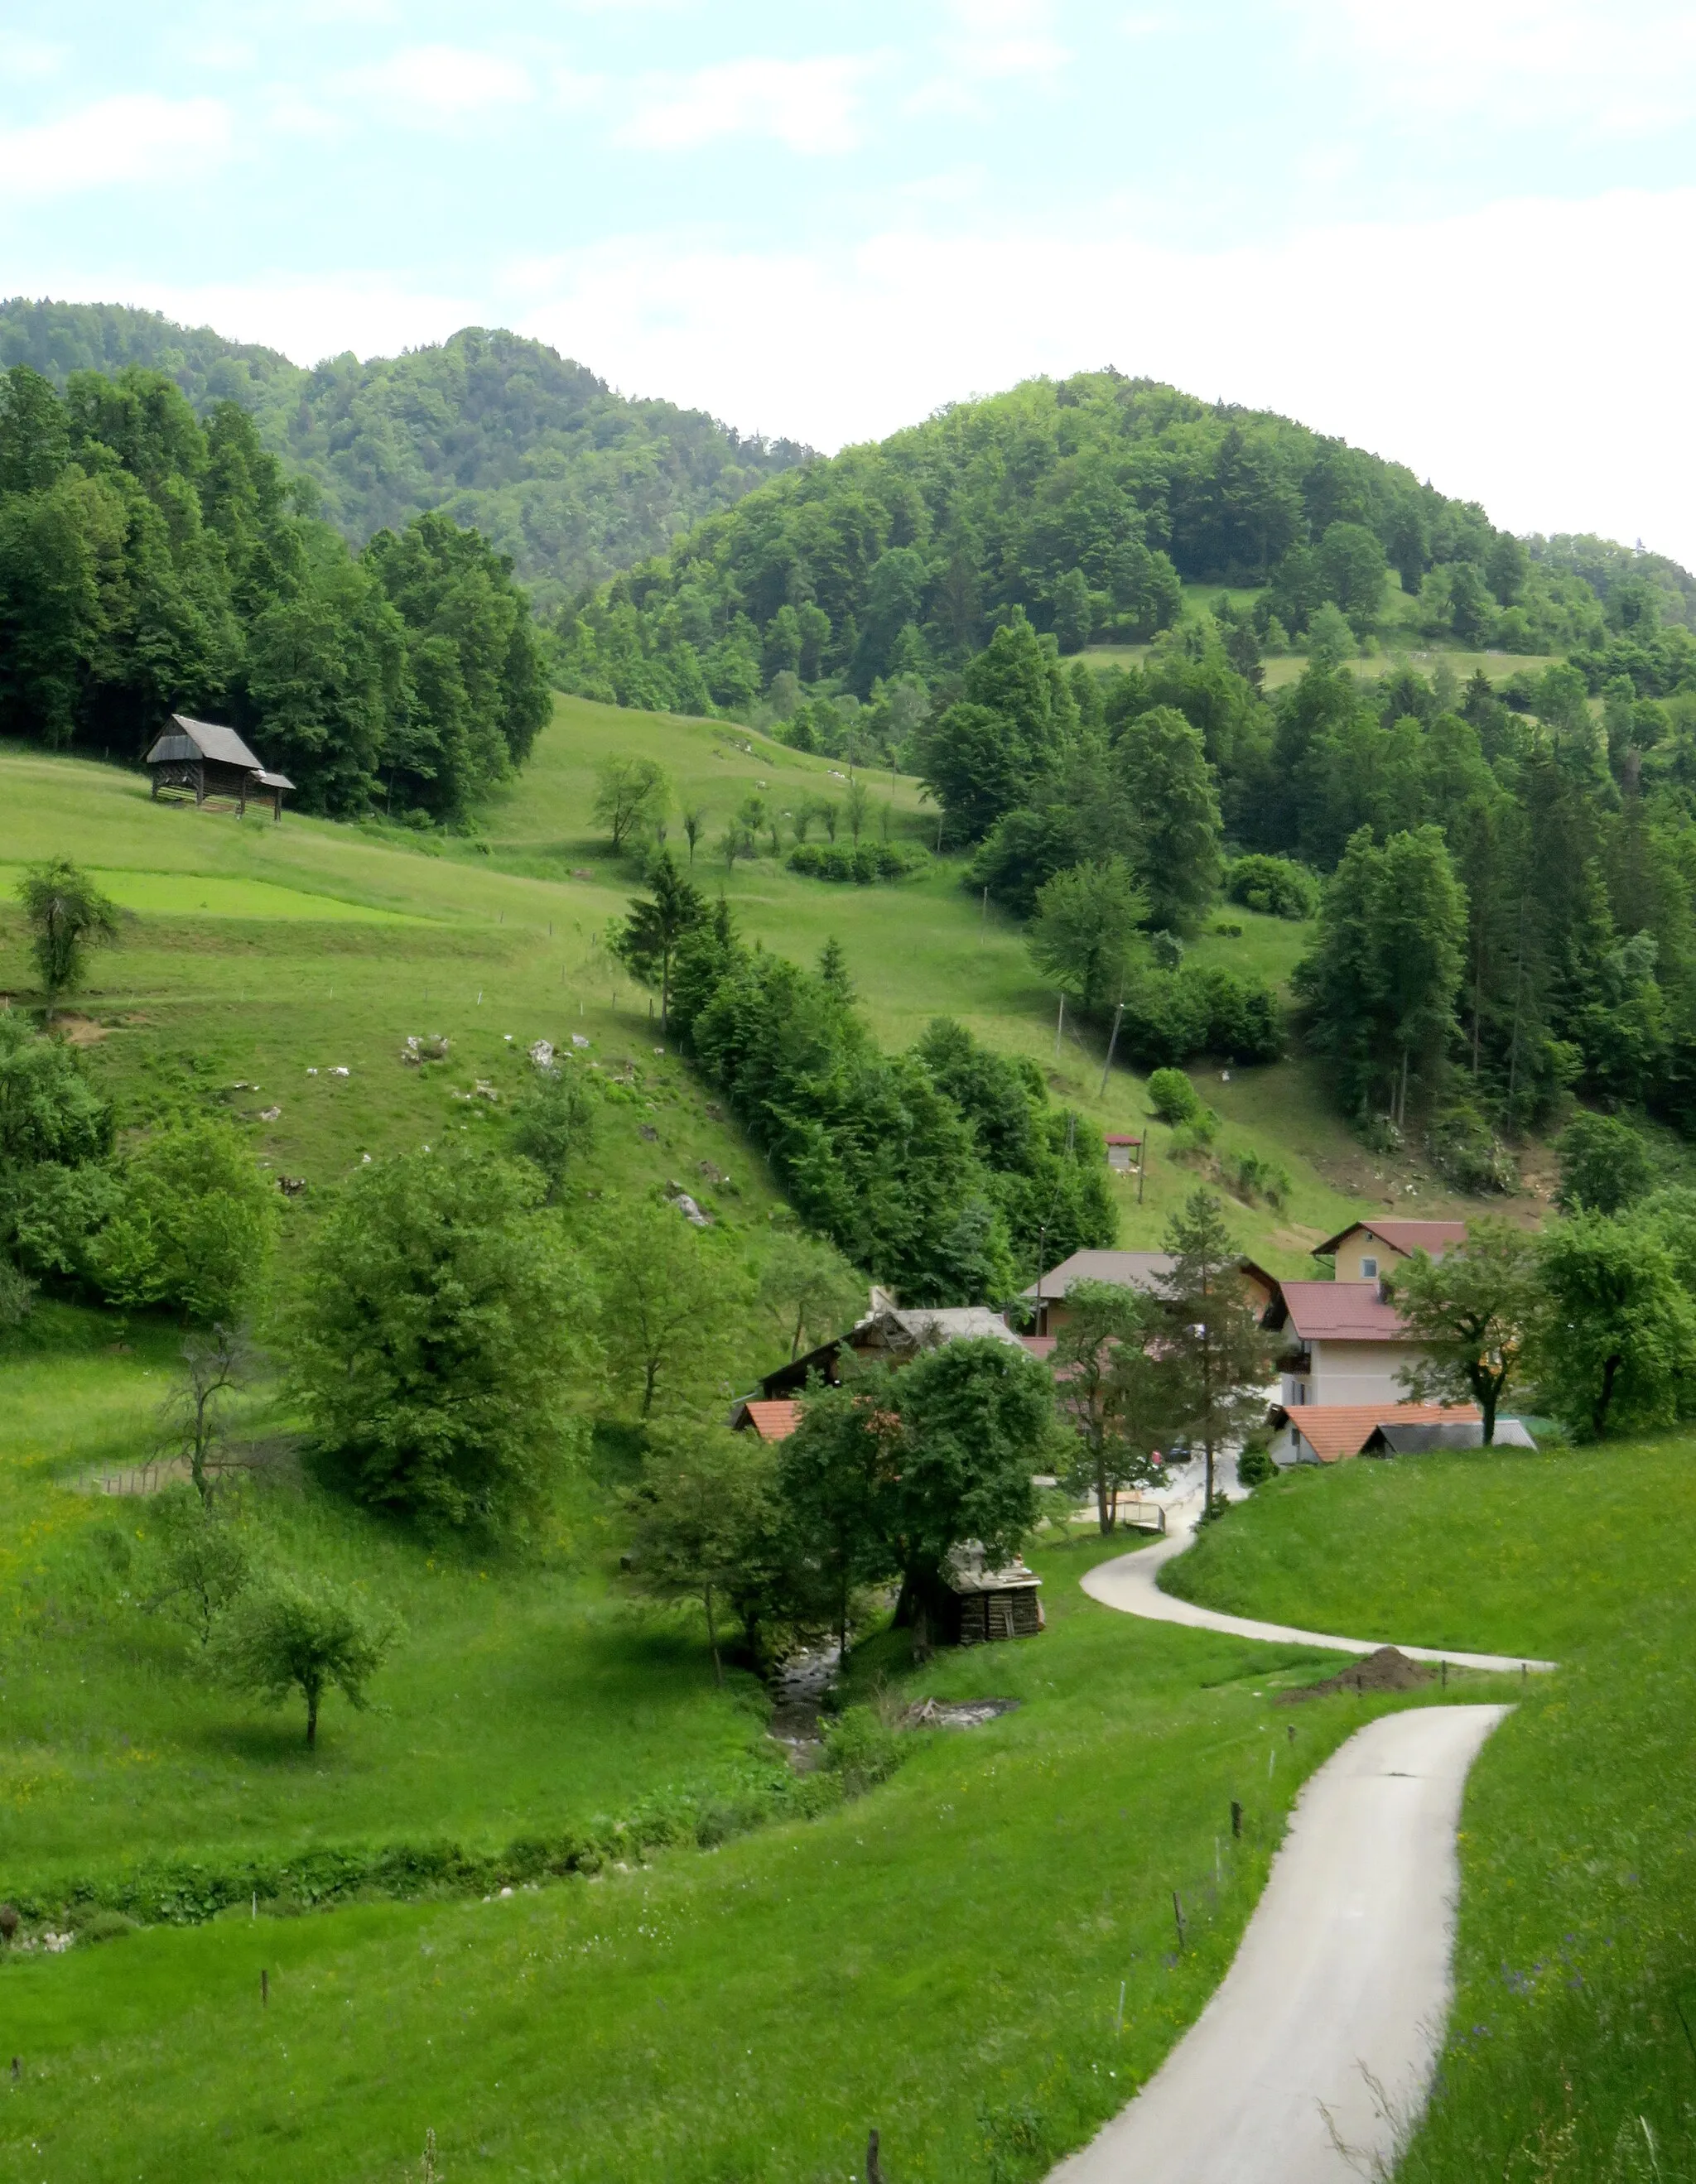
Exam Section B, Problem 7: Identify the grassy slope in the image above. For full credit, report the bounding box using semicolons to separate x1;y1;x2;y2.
0;1307;776;1892
1172;1446;1696;2179
0;1530;1508;2184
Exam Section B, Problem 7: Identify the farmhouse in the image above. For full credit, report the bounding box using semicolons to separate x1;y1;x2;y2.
144;715;295;820
1265;1278;1438;1407
1313;1218;1467;1282
747;1292;1024;1403
1020;1248;1279;1337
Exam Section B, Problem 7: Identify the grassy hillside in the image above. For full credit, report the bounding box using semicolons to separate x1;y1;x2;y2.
0;1491;1502;2182
0;692;1540;1283
0;301;808;610
1173;1442;1696;2179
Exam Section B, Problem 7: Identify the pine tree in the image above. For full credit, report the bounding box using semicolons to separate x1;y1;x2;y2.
1159;1189;1271;1512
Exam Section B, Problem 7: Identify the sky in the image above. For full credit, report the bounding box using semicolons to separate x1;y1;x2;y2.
2;0;1694;561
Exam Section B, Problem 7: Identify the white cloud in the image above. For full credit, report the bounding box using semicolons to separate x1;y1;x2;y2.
0;94;233;200
130;277;484;369
619;55;875;154
1287;1;1696;133
507;187;1696;566
336;46;532;119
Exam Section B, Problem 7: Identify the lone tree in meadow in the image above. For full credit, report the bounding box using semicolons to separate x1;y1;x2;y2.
17;859;120;1005
596;1199;736;1418
509;1063;595;1205
219;1576;398;1749
1026;858;1147;1017
161;1321;263;1500
99;1118;279;1324
592;753;670;853
1385;1221;1541;1444
1159;1188;1272;1512
617;849;707;1034
290;1147;598;1531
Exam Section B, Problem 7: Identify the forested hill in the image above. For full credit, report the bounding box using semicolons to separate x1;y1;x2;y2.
0;298;810;609
556;368;1696;715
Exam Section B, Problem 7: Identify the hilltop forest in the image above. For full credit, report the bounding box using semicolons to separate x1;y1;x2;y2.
0;299;808;610
0;360;548;817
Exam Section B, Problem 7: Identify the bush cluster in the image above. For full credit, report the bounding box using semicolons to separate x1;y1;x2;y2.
1225;854;1320;921
788;842;918;883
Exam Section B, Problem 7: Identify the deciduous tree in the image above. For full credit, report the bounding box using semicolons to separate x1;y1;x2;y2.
1159;1189;1271;1511
16;859;120;1004
219;1576;398;1749
1386;1221;1540;1443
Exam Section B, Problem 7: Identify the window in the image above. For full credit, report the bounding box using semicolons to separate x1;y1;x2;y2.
1360;1256;1378;1278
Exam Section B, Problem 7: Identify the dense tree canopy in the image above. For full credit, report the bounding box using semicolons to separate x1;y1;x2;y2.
0;302;807;612
0;360;549;819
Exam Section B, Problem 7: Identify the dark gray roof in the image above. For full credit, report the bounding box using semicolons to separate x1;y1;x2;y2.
1022;1249;1178;1302
147;714;266;772
1369;1419;1537;1454
251;770;296;791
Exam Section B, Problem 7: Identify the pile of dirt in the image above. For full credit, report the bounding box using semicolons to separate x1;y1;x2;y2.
1275;1647;1433;1704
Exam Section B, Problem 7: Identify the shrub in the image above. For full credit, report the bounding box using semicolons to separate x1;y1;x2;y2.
1556;1110;1653;1215
1146;1068;1202;1123
788;842;918;883
821;1706;905;1794
1429;1100;1517;1195
1168;1114;1219;1160
1120;965;1283;1070
1236;1446;1279;1488
96;1118;278;1322
1226;854;1320;921
1224;1147;1290;1209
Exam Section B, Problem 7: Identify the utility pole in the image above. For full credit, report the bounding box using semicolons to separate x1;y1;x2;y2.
1053;991;1066;1062
1097;998;1125;1099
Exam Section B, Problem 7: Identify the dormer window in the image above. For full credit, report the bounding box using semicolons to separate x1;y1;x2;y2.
1360;1256;1378;1278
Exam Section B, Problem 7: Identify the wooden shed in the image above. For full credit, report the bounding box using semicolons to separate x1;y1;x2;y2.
144;715;295;820
1105;1133;1142;1173
947;1545;1044;1645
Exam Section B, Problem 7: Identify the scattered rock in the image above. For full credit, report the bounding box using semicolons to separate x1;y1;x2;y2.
639;1124;658;1142
258;1106;282;1123
306;1067;318;1076
705;1103;724;1122
901;1697;1021;1729
1274;1647;1433;1704
571;1034;591;1049
571;868;594;880
329;1066;350;1078
473;1080;499;1103
277;1176;307;1197
528;1040;556;1070
698;1160;725;1185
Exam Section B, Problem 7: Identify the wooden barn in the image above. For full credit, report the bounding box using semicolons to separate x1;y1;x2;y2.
144;715;295;820
947;1545;1044;1645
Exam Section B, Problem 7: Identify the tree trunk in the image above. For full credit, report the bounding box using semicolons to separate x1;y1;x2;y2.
1096;1450;1114;1534
1481;1377;1498;1445
705;1584;722;1686
641;1359;658;1417
306;1691;318;1749
1594;1354;1621;1441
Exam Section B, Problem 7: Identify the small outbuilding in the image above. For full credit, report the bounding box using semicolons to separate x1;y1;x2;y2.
1361;1417;1537;1455
1105;1133;1142;1173
947;1544;1044;1645
144;715;295;820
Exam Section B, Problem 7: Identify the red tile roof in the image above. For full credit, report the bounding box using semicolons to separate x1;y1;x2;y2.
1279;1280;1409;1342
1314;1218;1468;1261
1104;1133;1142;1146
738;1400;802;1442
1274;1402;1480;1463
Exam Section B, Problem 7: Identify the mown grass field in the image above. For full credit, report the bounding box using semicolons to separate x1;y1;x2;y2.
1173;1444;1696;2179
0;1502;1509;2184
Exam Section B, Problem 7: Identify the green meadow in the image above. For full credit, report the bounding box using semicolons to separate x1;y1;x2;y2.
0;700;1592;2184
